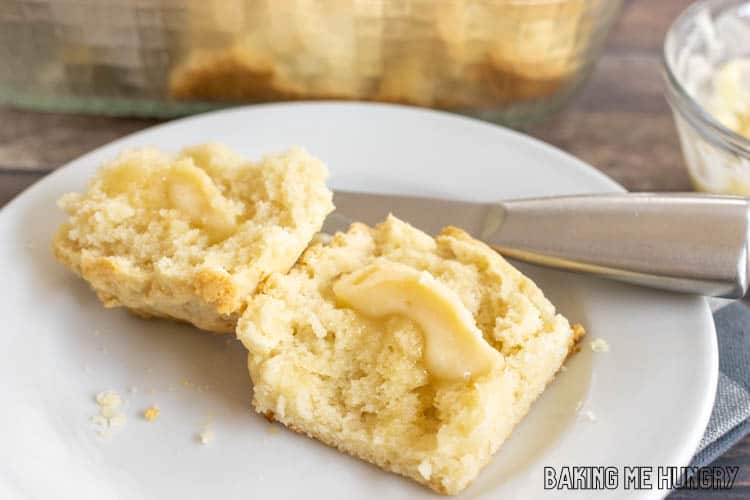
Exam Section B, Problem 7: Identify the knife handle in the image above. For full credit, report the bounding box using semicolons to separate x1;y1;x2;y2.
487;193;750;298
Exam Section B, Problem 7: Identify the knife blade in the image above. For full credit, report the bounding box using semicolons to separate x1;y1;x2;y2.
327;190;750;298
327;190;493;236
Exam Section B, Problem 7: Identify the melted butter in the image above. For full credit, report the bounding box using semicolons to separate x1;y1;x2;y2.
333;261;502;382
100;156;238;242
99;157;154;201
166;160;237;241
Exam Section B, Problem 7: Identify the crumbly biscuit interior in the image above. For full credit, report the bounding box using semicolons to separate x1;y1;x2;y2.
239;216;579;494
55;144;333;323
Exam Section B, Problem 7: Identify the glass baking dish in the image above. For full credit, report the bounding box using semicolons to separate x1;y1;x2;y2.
0;0;622;125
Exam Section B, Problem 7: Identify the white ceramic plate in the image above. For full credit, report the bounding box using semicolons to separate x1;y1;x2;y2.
0;103;716;500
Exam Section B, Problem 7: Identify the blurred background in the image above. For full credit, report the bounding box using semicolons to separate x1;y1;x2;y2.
2;0;749;204
0;0;623;124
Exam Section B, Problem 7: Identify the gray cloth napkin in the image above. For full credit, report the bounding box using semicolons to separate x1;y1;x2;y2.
689;301;750;467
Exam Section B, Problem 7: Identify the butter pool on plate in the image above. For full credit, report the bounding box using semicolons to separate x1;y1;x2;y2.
237;215;584;495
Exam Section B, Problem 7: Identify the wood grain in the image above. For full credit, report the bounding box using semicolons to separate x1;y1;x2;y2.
0;0;747;497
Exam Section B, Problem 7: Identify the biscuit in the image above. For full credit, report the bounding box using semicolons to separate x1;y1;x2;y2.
53;144;333;333
237;215;583;494
169;0;590;109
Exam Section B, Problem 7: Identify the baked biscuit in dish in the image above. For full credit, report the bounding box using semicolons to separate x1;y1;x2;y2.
237;215;583;494
53;144;333;333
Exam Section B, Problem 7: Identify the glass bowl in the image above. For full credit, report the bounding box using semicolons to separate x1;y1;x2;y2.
663;0;750;195
0;0;621;125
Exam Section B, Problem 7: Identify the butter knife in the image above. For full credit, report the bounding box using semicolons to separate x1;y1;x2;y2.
327;191;750;298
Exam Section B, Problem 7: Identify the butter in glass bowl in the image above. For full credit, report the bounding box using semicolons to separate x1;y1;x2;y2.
664;0;750;195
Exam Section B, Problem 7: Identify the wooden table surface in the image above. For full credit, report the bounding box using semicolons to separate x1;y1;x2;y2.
1;0;748;497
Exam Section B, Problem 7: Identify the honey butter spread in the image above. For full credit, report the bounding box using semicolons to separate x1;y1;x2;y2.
707;58;750;139
333;261;502;382
100;156;242;243
237;215;584;495
53;143;333;333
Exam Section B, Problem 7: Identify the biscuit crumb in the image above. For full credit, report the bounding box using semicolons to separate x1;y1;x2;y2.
92;390;127;434
108;413;127;428
96;390;122;408
90;415;108;426
418;459;432;480
199;427;215;445
143;406;160;422
267;426;280;435
572;323;586;338
590;338;610;353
